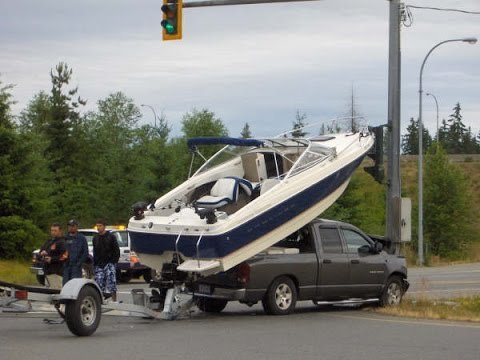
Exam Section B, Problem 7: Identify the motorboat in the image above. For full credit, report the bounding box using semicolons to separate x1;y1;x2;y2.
128;129;374;275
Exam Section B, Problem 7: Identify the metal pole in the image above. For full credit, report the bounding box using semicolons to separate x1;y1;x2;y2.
417;37;477;266
426;92;439;140
183;0;321;8
141;104;158;128
386;0;402;253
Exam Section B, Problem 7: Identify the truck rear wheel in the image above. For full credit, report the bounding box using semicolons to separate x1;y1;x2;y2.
195;297;228;313
262;276;297;315
143;269;156;283
65;286;102;336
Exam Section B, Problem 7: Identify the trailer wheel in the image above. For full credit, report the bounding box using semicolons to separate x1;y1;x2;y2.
262;276;297;315
65;286;101;336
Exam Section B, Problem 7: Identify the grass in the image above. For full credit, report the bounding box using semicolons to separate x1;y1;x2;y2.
0;260;37;285
371;297;480;322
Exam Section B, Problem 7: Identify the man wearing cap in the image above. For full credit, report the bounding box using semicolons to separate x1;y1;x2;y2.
92;219;120;301
39;223;68;289
63;219;89;286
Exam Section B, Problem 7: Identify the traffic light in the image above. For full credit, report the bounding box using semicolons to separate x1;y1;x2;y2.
161;0;182;41
364;125;385;183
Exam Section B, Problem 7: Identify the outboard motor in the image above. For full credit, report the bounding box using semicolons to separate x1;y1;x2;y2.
132;201;148;220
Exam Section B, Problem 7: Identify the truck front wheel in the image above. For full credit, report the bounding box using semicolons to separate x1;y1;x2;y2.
262;276;297;315
65;285;102;336
380;275;404;307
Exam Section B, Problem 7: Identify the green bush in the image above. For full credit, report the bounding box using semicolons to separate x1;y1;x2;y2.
0;216;46;259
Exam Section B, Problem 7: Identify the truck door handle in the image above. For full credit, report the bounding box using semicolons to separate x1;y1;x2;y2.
351;259;360;264
323;259;332;264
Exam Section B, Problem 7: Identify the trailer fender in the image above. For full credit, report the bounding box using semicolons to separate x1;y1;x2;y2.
55;278;102;302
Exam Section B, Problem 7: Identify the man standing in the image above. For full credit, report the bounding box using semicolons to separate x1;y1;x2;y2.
39;223;68;289
92;220;120;301
63;219;88;286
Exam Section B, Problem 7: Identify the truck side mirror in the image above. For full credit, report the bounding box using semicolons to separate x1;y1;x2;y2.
358;245;371;254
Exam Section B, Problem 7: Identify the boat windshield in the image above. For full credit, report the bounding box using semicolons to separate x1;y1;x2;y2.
193;137;334;178
194;144;257;175
286;142;334;177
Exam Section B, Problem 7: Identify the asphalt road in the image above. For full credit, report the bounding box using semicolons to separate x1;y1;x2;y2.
1;263;479;360
407;262;480;299
1;300;479;360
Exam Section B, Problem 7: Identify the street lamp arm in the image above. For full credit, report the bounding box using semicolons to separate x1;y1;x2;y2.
419;38;478;92
141;104;158;128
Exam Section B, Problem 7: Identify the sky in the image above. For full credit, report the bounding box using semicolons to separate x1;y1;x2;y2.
1;0;479;138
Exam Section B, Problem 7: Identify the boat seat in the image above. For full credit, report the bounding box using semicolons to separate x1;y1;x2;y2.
196;177;253;209
260;178;281;195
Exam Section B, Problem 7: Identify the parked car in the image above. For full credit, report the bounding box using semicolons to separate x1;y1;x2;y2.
191;219;409;314
31;227;154;285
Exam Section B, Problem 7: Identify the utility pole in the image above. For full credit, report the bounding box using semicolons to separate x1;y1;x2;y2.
386;0;402;253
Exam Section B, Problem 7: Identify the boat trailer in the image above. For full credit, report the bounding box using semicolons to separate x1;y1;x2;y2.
0;278;194;337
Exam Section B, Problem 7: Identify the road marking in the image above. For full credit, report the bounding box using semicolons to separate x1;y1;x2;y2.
410;280;480;285
330;313;480;329
408;288;480;294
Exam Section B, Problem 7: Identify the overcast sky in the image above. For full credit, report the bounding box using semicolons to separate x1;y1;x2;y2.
1;0;479;137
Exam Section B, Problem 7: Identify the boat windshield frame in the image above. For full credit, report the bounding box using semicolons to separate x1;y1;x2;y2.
192;137;335;179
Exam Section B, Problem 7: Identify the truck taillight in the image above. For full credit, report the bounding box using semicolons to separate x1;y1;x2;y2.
237;262;250;285
15;290;28;300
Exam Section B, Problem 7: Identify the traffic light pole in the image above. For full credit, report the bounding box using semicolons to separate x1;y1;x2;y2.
386;0;402;253
183;0;321;8
179;0;404;254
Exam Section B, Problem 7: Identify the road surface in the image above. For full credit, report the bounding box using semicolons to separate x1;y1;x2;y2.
1;262;479;360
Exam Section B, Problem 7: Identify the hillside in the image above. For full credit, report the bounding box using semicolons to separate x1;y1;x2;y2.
329;154;480;263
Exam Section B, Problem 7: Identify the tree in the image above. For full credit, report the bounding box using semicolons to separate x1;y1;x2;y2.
240;122;252;139
181;108;228;139
291;110;307;138
44;62;87;173
424;144;476;258
445;102;467;154
437;119;449;148
344;85;362;132
0;78;46;258
401;117;432;154
176;108;229;180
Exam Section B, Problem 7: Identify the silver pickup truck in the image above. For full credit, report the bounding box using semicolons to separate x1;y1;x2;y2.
192;219;409;315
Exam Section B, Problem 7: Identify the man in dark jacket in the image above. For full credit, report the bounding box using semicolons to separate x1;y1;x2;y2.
93;219;120;301
39;223;68;289
63;219;89;286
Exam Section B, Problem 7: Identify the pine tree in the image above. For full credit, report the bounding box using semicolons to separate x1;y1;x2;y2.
240;122;252;139
44;62;86;173
0;78;45;258
424;144;475;258
401;117;432;154
446;102;466;154
438;119;449;148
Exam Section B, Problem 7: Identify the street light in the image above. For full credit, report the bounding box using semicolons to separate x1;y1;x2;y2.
141;104;158;128
417;37;477;266
425;92;439;139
